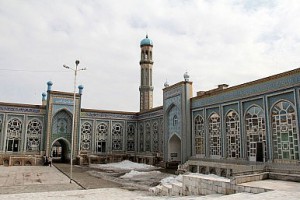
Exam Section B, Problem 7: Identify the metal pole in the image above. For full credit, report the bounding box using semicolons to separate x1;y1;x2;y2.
70;60;80;183
63;60;85;184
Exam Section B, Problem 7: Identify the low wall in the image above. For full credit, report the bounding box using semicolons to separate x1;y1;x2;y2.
183;174;271;196
0;154;42;166
269;172;300;182
186;160;265;177
231;172;269;184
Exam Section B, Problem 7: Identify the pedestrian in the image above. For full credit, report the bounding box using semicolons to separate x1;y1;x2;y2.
48;156;52;167
43;155;48;166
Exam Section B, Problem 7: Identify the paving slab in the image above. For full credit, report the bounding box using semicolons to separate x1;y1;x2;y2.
240;179;300;192
0;165;81;194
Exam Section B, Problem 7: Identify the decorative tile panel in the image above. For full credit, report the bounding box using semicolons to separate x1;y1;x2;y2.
0;106;42;114
192;74;300;108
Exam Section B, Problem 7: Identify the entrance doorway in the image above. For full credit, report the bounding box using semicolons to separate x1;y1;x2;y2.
51;139;69;163
7;139;19;152
249;141;264;162
168;134;181;163
256;142;264;162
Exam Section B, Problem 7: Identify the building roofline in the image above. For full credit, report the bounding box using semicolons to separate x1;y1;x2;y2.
49;90;80;97
81;108;137;115
0;102;45;109
192;67;300;100
82;105;163;116
137;106;163;115
163;81;193;92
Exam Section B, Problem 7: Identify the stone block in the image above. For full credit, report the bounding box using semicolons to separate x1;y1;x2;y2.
213;185;218;192
217;186;222;194
238;185;245;192
250;187;259;194
245;186;251;193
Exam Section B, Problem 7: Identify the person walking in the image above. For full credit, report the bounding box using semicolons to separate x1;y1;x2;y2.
43;155;48;166
48;156;52;167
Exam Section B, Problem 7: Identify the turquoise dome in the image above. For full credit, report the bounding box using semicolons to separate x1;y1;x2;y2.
140;35;153;46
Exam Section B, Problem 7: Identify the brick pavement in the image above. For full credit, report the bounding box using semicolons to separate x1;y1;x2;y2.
54;163;122;189
0;165;81;194
0;163;121;194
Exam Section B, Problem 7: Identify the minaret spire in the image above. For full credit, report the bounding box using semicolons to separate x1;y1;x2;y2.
139;35;154;112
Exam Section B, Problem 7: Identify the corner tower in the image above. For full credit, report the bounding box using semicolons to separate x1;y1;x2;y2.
139;35;154;112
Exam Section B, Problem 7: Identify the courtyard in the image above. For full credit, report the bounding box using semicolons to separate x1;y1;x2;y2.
0;161;300;199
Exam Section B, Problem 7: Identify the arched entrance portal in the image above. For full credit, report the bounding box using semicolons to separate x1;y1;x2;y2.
168;134;181;163
51;138;70;163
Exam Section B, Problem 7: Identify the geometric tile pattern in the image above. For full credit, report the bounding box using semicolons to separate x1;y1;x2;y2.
194;115;205;155
271;101;299;160
225;110;240;158
209;113;221;156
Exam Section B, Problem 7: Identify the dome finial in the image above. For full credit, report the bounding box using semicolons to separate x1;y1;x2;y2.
184;71;190;82
140;34;153;46
164;79;169;88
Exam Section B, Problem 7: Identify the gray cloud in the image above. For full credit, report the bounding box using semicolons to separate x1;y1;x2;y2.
0;0;299;111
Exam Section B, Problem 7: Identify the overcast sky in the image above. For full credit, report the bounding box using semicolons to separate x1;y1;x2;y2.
0;0;300;112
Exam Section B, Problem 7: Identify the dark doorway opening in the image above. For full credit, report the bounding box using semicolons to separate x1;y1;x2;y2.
256;142;264;162
52;139;69;163
7;139;19;152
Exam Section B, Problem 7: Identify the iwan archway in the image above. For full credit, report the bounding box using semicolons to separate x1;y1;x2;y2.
168;134;181;163
51;138;70;163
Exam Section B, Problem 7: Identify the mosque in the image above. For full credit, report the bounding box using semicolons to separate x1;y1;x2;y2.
0;35;299;176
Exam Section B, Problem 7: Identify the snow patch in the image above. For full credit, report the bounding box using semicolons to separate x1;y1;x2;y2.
121;170;161;179
90;160;158;171
160;174;183;184
186;173;230;182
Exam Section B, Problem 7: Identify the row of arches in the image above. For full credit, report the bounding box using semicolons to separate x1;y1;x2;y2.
80;122;124;152
138;122;160;153
2;118;43;152
194;100;299;161
80;121;161;154
141;49;152;61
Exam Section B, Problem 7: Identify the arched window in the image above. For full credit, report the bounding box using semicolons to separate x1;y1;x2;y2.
27;119;42;152
139;124;144;152
209;113;221;156
271;101;299;160
6;118;22;152
225;110;240;158
152;122;159;152
80;122;92;151
173;115;178;126
145;123;151;151
96;122;108;153
112;123;123;151
0;117;3;135
127;124;135;151
141;50;144;60
145;50;148;60
194;115;205;155
245;106;266;161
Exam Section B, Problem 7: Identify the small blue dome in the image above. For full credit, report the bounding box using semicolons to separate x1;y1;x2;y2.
47;81;53;86
140;35;153;46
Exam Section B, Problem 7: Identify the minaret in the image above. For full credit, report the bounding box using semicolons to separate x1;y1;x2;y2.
139;35;154;112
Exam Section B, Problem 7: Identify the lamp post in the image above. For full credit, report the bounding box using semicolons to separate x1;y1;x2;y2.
63;60;86;183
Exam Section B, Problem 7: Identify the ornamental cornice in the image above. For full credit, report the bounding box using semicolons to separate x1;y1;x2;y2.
52;97;74;105
0;105;43;114
137;109;163;120
81;112;137;120
193;67;300;101
164;87;182;100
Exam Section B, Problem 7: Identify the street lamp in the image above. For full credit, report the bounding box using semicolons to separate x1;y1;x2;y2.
63;60;86;183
